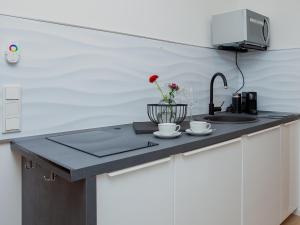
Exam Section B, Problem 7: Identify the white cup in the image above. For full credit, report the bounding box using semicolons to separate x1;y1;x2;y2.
158;123;181;135
190;121;211;133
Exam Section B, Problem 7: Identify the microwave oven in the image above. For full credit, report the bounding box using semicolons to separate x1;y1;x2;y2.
212;9;270;51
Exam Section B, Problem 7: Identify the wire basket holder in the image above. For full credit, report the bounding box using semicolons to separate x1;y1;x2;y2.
147;104;188;124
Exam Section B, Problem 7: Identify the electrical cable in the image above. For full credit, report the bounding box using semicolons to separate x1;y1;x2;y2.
234;51;245;94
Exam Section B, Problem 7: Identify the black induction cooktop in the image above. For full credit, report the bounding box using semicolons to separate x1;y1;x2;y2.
47;130;158;158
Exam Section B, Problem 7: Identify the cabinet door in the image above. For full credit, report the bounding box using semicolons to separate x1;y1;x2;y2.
280;121;299;222
97;158;173;225
175;138;242;225
243;126;281;225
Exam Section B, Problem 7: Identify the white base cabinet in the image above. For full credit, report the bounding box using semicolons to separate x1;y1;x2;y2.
243;126;281;225
174;139;242;225
96;121;299;225
97;158;173;225
280;121;299;222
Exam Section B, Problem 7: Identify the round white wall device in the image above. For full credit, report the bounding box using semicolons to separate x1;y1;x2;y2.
5;44;20;64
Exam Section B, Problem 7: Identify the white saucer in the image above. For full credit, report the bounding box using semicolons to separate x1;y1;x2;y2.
185;128;213;136
153;131;182;139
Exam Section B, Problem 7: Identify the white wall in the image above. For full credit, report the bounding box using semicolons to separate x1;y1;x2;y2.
238;0;300;49
2;0;300;49
1;0;238;47
0;143;22;225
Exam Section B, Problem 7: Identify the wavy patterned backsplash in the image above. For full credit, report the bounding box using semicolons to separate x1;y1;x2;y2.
0;15;239;139
239;49;300;113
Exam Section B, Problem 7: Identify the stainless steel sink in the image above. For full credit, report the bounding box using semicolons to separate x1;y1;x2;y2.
203;115;258;123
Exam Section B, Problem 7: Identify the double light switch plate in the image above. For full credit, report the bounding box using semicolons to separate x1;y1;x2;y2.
2;85;22;133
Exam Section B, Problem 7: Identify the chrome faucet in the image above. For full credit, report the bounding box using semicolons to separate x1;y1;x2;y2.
209;72;228;115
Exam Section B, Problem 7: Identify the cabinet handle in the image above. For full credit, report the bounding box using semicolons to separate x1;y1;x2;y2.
108;157;171;177
182;138;242;157
283;121;298;127
43;172;57;182
247;126;280;137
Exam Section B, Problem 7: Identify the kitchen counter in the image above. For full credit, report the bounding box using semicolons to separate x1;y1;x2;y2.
11;111;300;182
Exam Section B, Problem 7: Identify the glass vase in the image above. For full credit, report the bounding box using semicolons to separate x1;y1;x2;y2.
157;99;177;123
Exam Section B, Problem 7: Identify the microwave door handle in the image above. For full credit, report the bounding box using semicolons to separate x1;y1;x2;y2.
265;19;270;43
262;20;267;41
263;19;270;43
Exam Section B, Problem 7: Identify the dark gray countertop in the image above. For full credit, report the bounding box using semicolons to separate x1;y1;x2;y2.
11;111;300;182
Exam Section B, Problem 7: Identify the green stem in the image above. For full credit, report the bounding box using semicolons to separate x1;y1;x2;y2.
155;81;167;101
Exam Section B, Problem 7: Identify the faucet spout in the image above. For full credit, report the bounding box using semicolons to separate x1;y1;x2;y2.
209;72;228;115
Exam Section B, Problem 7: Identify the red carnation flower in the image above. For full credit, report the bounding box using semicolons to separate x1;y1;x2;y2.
149;74;159;83
168;83;179;91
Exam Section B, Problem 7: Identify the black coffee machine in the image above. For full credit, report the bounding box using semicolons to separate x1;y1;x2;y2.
242;92;257;115
231;92;257;115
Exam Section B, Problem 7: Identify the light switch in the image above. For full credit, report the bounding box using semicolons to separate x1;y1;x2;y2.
4;85;21;100
2;85;22;133
5;101;20;117
5;117;20;131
